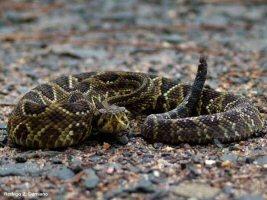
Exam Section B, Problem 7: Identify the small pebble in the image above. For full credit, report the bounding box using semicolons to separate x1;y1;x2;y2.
153;143;163;149
83;169;99;190
48;166;75;180
127;179;155;193
51;158;62;164
221;160;233;168
15;156;27;163
205;160;216;166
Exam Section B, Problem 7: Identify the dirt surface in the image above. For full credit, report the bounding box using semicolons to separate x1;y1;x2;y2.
0;0;266;199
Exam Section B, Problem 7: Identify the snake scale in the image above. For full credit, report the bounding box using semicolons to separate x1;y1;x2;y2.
8;57;264;149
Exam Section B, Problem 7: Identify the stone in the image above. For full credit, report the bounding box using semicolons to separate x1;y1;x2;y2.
161;34;184;44
50;44;107;60
0;163;43;177
50;158;62;164
83;169;99;189
126;179;155;193
116;135;129;145
221;153;238;164
253;156;267;166
48;166;75;180
172;182;220;199
205;160;216;166
0;125;8;147
14;156;27;163
221;160;233;168
0;123;7;130
153;143;163;149
5;11;37;24
69;159;83;173
104;188;125;199
238;194;264;200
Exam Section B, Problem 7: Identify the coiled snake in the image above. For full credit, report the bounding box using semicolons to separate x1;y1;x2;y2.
8;57;264;149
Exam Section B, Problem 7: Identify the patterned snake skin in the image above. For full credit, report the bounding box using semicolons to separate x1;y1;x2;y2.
8;57;264;149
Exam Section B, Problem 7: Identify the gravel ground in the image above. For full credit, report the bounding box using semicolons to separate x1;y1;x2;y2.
0;0;266;199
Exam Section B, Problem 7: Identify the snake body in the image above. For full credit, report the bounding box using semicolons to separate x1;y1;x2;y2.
8;57;264;149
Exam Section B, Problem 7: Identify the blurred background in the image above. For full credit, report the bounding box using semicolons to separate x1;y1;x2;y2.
0;0;266;107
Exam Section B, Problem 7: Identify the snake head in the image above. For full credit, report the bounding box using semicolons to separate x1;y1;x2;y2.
96;105;130;136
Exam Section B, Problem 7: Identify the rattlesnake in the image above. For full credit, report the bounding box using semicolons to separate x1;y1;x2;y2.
8;57;264;149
